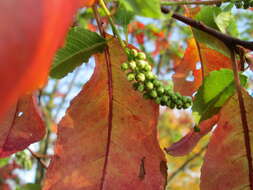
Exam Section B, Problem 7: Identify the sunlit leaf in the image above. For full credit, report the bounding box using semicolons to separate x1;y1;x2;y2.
201;91;253;190
192;69;247;124
50;27;107;79
43;37;167;189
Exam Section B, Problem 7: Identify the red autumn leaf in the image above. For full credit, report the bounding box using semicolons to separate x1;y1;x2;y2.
173;38;201;96
80;0;97;7
173;38;231;96
201;91;253;190
43;38;167;190
0;95;45;158
0;0;79;119
165;114;219;156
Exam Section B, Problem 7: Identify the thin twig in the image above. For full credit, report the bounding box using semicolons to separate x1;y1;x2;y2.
230;49;253;190
167;145;207;182
161;7;253;51
161;0;229;6
27;148;48;169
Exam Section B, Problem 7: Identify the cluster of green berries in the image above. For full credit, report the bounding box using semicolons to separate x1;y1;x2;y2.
121;48;192;109
232;0;253;9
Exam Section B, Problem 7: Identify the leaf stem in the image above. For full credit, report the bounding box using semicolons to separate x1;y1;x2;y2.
161;0;229;6
230;48;253;190
99;0;126;49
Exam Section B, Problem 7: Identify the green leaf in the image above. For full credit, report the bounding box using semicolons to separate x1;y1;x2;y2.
120;0;163;19
192;69;247;124
0;158;9;168
114;3;134;27
50;27;107;79
16;184;41;190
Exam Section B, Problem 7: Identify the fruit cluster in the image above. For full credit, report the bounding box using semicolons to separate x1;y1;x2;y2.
232;0;253;9
121;48;192;109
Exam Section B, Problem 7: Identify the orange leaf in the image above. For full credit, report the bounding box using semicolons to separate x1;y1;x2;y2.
165;114;219;156
43;38;167;190
201;91;253;190
0;0;79;118
80;0;97;7
0;94;45;158
173;38;231;96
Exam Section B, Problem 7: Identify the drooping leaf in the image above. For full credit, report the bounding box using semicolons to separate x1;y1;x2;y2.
200;91;253;190
43;37;167;189
50;27;107;79
120;0;163;19
0;0;79;119
165;114;219;157
192;69;247;124
0;95;45;158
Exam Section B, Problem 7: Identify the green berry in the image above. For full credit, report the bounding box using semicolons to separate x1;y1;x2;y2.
176;104;182;109
145;71;155;80
161;96;169;106
127;72;135;81
121;62;129;71
143;64;152;72
145;81;154;90
137;84;145;92
128;61;137;70
131;49;138;57
137;52;146;60
153;79;162;87
137;60;148;69
171;94;177;102
136;73;146;82
132;82;139;90
169;102;176;109
149;90;157;98
155;97;161;104
156;86;165;96
143;93;150;99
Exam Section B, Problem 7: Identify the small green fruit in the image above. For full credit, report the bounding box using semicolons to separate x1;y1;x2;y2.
143;64;152;72
137;84;145;92
137;60;148;69
145;71;155;80
136;73;146;82
121;62;129;71
145;81;154;90
143;93;150;99
128;61;137;70
131;49;138;57
157;86;165;96
153;79;162;87
127;72;135;81
149;90;157;98
155;97;161;104
137;52;146;60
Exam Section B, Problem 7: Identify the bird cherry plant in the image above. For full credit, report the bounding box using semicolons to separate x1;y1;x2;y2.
99;0;192;110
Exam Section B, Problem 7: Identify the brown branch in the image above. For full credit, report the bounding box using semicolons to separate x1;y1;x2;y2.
27;148;48;169
161;6;253;51
230;49;253;190
161;0;229;6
